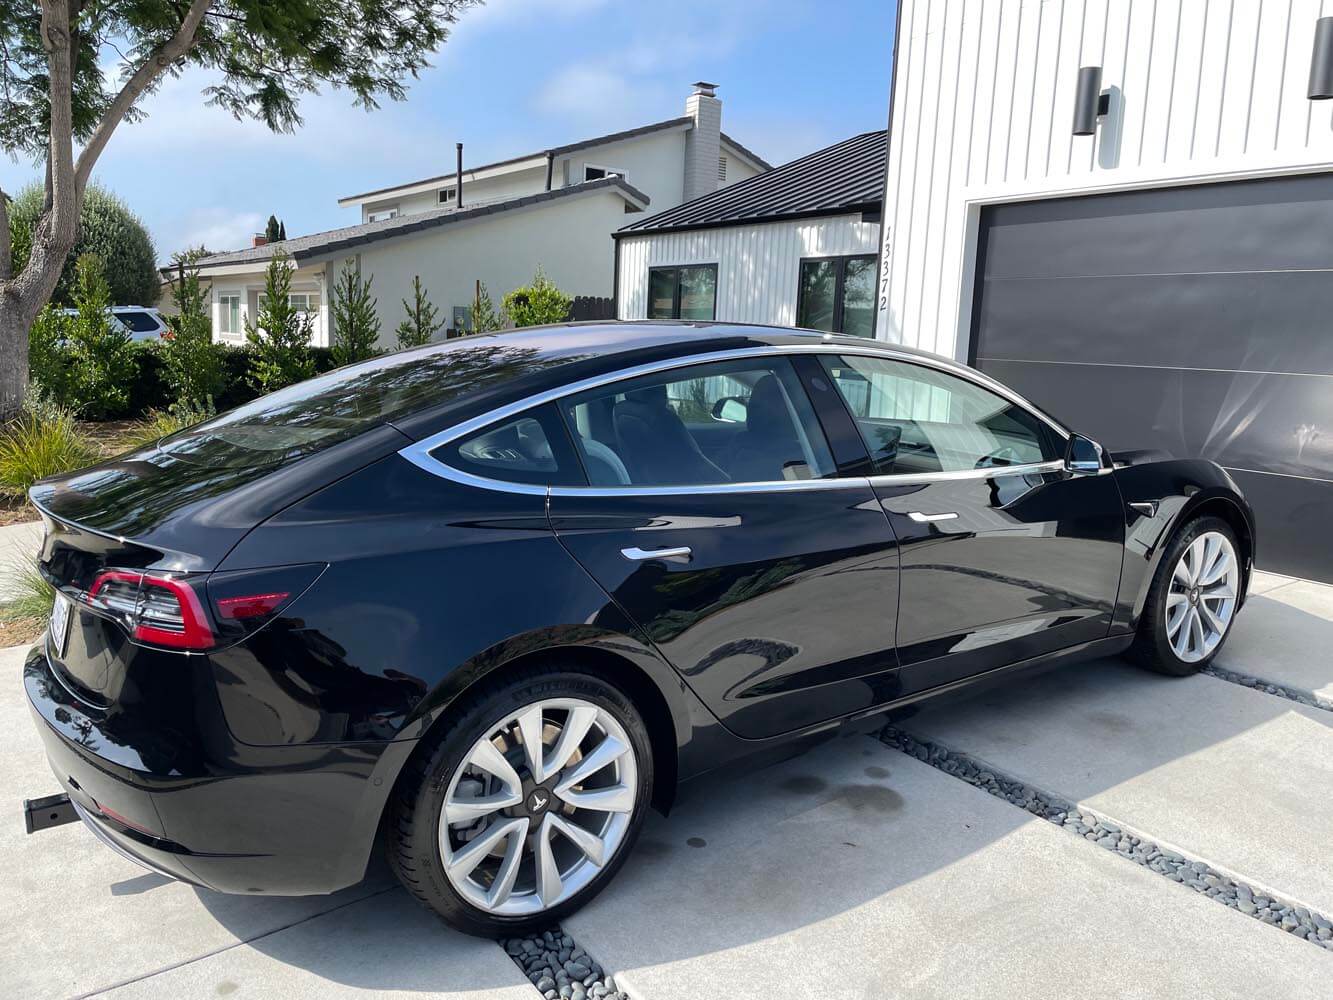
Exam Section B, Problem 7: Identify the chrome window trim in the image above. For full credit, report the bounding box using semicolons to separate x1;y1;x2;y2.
396;344;1073;497
868;459;1067;488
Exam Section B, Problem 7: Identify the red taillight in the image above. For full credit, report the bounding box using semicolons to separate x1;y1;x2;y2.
215;591;290;620
89;570;214;650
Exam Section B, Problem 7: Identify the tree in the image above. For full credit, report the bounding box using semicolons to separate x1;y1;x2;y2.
9;182;159;306
278;221;287;241
246;251;314;392
162;248;223;405
265;215;282;244
330;257;380;365
396;275;443;348
66;253;135;417
502;267;572;328
469;280;506;336
0;0;478;420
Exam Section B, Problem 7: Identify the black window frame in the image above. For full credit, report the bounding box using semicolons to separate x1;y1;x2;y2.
796;254;879;337
646;264;718;321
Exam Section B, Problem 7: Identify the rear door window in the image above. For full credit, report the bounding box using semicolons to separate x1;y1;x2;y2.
559;357;835;487
116;311;161;333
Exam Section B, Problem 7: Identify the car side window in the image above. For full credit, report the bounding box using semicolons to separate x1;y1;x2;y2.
433;404;585;487
560;357;835;487
819;355;1062;476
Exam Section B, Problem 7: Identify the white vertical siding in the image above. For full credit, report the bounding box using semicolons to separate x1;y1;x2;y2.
879;0;1333;359
616;216;882;325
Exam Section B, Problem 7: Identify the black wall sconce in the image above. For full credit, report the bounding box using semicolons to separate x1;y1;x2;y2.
1072;66;1111;135
1310;16;1333;100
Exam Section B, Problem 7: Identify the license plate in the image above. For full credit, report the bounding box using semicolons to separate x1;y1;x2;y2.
49;593;71;657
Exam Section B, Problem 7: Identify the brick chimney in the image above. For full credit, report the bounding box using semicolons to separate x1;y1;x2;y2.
252;234;268;248
683;81;722;203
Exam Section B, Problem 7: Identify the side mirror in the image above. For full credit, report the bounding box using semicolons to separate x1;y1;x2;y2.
1065;433;1107;475
713;397;748;423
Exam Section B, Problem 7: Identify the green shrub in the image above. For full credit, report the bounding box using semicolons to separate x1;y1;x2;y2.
397;275;444;348
0;394;98;498
66;254;137;419
162;251;226;405
9;181;159;306
502;267;571;328
330;257;381;365
246;252;316;392
126;397;217;450
470;280;507;336
28;306;73;406
4;562;55;622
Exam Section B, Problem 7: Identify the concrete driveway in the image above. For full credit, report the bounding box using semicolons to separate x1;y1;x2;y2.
2;555;1330;997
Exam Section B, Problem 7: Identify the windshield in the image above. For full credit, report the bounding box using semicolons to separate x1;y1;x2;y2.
158;338;580;468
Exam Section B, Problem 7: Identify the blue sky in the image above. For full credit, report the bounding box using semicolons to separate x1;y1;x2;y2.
0;0;896;262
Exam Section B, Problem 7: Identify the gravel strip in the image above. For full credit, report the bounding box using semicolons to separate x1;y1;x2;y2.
1202;664;1333;713
502;927;629;1000
881;725;1333;952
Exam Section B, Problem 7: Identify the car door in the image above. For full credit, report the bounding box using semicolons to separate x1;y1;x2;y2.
818;353;1125;696
547;353;903;740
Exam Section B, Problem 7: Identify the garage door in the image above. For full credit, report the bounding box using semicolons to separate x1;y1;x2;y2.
971;174;1333;583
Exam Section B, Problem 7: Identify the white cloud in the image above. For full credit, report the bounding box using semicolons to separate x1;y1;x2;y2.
534;65;670;127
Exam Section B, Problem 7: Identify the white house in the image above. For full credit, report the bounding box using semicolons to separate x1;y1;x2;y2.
615;130;886;335
192;83;768;348
877;0;1333;581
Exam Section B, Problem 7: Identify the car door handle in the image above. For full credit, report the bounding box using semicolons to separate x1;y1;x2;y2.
907;511;959;523
620;545;693;564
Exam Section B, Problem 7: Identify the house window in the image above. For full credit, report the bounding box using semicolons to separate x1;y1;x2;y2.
289;292;320;320
367;208;398;222
218;294;241;338
438;189;456;205
584;164;623;182
718;155;728;181
647;265;717;321
797;255;878;338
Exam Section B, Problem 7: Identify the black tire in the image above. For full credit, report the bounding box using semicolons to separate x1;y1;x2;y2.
1127;515;1240;676
386;666;654;938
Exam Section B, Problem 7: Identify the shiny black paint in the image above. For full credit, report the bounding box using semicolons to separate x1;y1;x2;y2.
875;467;1125;695
549;485;902;740
22;322;1256;898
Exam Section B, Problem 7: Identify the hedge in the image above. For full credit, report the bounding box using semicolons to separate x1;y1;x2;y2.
69;342;342;420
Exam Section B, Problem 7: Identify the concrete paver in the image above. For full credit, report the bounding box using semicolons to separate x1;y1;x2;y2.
1218;580;1333;700
904;658;1333;915
93;889;535;999
566;733;1330;1000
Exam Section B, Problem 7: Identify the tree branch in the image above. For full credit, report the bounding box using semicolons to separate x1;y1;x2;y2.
0;188;10;282
73;0;214;193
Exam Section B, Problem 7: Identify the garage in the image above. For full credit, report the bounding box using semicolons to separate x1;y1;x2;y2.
968;173;1333;584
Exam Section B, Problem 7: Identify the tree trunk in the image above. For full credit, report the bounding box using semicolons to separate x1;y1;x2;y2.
0;302;31;421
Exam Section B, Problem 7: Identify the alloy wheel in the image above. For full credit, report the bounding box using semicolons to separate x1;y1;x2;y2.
1165;530;1239;663
438;698;638;916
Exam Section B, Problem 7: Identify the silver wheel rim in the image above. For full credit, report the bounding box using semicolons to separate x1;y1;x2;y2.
438;698;637;916
1166;530;1239;663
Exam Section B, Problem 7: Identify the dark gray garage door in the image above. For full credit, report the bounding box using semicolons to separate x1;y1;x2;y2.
971;174;1333;583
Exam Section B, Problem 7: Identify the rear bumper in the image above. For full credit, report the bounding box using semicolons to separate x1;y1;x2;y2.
24;641;417;895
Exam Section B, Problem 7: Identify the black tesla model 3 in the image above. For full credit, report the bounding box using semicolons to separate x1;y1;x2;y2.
24;322;1254;936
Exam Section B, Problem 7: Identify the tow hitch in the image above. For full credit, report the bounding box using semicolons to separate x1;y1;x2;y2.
24;793;78;834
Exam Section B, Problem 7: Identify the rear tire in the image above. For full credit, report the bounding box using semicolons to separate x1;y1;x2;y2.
386;666;653;938
1127;516;1241;676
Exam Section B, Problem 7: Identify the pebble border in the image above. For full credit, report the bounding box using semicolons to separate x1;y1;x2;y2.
880;725;1333;952
502;927;629;1000
1202;664;1333;713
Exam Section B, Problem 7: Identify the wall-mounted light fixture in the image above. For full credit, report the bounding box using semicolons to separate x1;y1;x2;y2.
1072;66;1111;135
1309;17;1333;100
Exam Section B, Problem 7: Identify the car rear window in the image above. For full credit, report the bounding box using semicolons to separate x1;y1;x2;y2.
157;339;581;468
116;311;160;332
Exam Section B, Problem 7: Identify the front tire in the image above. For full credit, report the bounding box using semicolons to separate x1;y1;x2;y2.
387;667;653;938
1127;516;1242;676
